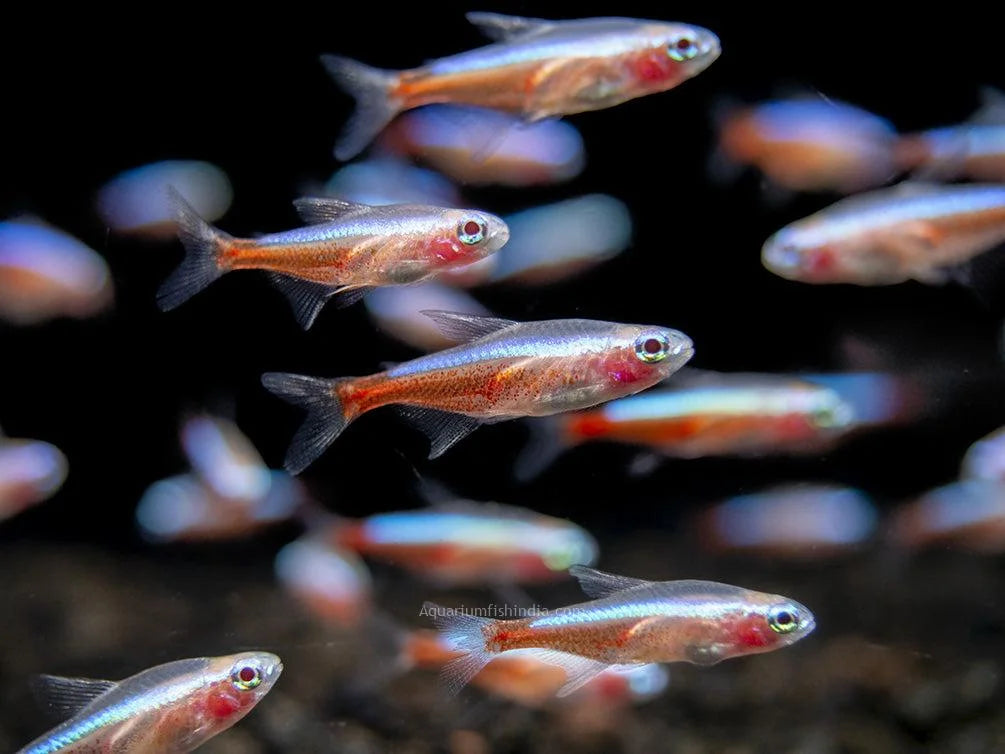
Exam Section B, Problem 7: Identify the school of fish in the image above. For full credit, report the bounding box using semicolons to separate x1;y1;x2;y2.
4;8;1005;752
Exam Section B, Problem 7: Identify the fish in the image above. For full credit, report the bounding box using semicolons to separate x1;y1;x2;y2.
426;565;814;696
377;105;585;186
0;437;68;522
179;414;273;503
319;498;598;586
961;426;1005;483
0;221;113;325
888;480;1005;554
135;471;304;543
16;652;282;753
699;484;878;559
762;183;1005;285
402;629;668;707
488;195;632;285
96;160;232;238
516;375;854;480
157;191;509;330
364;281;493;351
262;310;694;473
324;12;720;160
274;537;372;627
713;97;897;193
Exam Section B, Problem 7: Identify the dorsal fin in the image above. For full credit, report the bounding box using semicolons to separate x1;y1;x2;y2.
419;310;518;342
569;565;649;598
30;675;119;721
293;197;370;225
465;12;556;41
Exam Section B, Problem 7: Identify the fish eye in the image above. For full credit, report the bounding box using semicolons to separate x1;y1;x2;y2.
458;218;486;245
667;36;698;62
634;333;670;363
231;664;263;691
767;605;800;634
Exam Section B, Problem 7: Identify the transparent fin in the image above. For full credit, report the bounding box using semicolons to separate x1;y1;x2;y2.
268;274;340;330
157;186;227;311
30;675;118;721
569;565;649;599
529;650;612;697
396;405;481;458
424;601;494;696
321;55;402;161
513;417;567;483
465;12;555;41
261;373;351;473
332;286;372;309
419;310;518;342
293;197;371;225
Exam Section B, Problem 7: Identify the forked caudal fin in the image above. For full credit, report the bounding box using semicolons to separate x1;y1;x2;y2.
261;373;353;474
157;187;229;311
424;601;494;696
321;55;402;162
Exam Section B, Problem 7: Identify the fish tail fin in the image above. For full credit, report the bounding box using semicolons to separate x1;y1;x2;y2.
321;54;402;161
513;416;571;482
157;187;229;311
424;601;494;696
261;372;355;474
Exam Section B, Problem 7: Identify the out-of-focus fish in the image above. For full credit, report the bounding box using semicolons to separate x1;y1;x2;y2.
275;537;372;627
16;652;282;754
426;565;814;696
323;158;462;207
364;282;492;351
714;98;897;193
0;437;68;522
180;415;272;502
489;195;632;285
402;629;668;707
135;472;304;543
319;499;598;586
888;480;1005;553
699;484;878;559
157;191;508;330
378;105;585;186
0;221;113;325
324;12;720;160
762;183;1005;285
517;376;854;480
961;426;1005;482
96;160;233;238
262;310;693;473
895;89;1005;182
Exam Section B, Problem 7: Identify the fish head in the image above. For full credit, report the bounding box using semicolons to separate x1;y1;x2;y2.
762;222;885;284
599;325;694;391
800;386;856;431
538;526;600;574
222;651;284;704
729;595;817;657
624;22;720;94
427;209;510;272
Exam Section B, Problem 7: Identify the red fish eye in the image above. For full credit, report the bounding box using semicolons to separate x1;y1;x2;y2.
239;667;257;683
463;221;482;237
676;38;693;50
643;338;663;354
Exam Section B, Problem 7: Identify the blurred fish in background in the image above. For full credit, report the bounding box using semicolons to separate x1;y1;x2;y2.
377;105;585;186
314;498;598;587
364;282;493;351
321;157;462;207
888;479;1005;554
0;221;113;325
895;89;1005;182
961;424;1005;482
275;536;373;628
698;484;878;559
96;160;233;239
712;96;898;194
0;431;67;523
136;414;306;542
762;183;1005;285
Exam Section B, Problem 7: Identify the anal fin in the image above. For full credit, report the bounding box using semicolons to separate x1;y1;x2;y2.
529;650;612;698
396;406;481;458
269;274;340;330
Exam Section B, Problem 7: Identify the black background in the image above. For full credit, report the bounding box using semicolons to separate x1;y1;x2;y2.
2;3;1004;544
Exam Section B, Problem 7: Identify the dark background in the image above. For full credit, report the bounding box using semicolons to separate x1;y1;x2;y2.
3;5;1005;752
